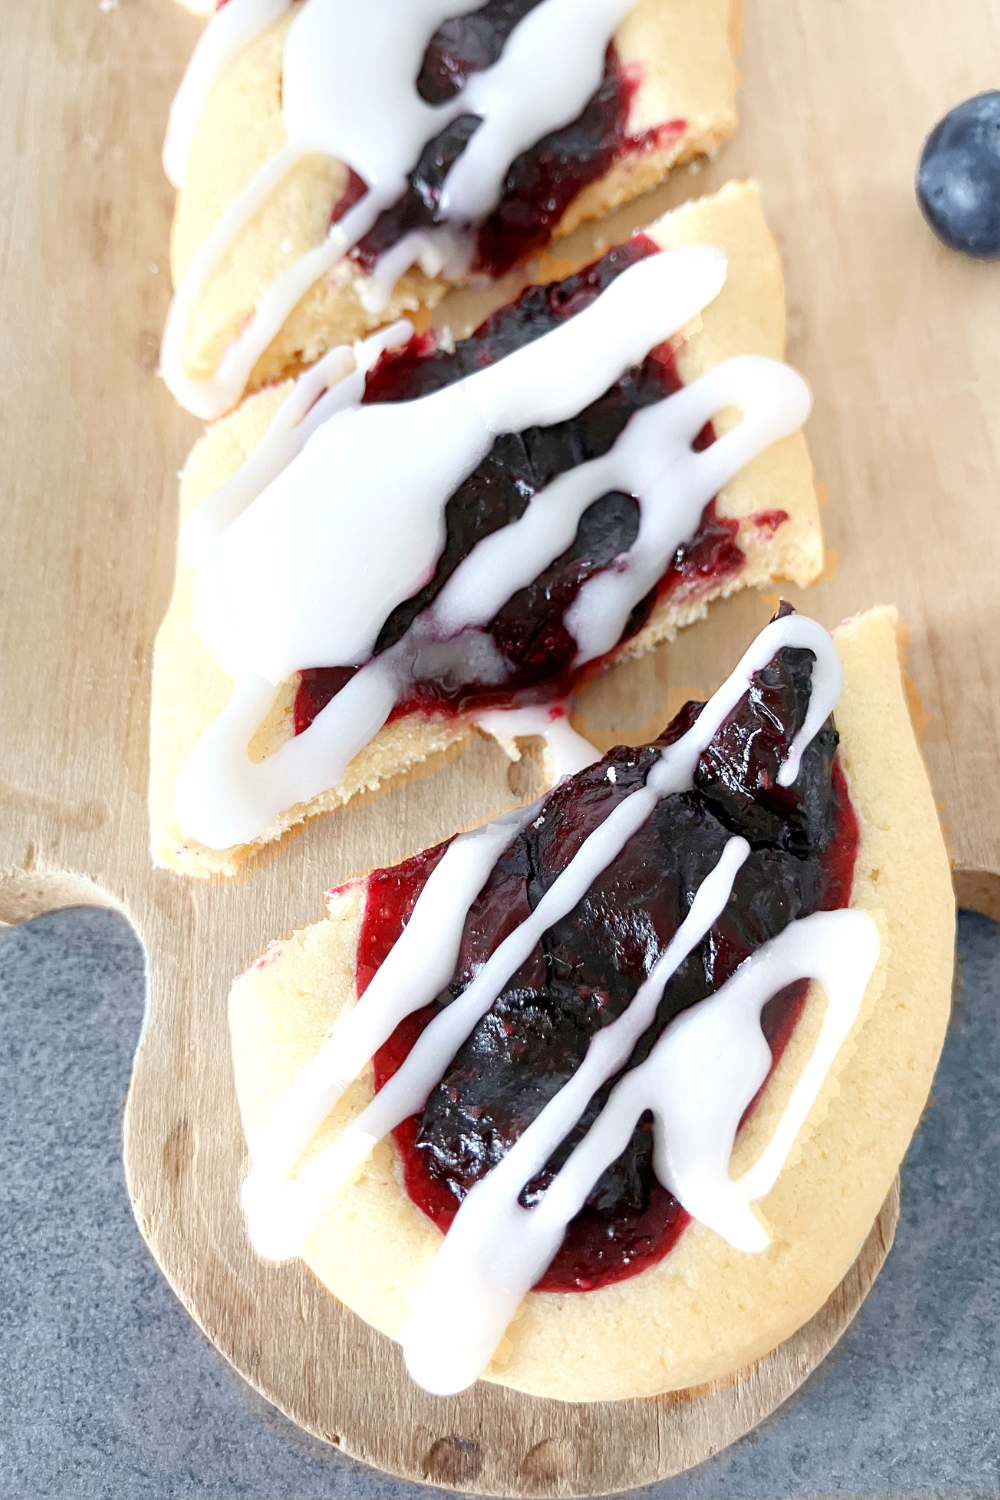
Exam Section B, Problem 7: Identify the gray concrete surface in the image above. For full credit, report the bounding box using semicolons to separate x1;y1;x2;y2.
0;906;998;1500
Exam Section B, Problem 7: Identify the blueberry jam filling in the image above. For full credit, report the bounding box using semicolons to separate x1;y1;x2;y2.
292;240;774;736
359;622;859;1292
470;48;641;278
364;235;656;402
349;0;684;279
416;0;544;106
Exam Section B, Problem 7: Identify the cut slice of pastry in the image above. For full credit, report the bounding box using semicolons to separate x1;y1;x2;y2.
149;180;824;879
228;605;954;1402
163;0;742;417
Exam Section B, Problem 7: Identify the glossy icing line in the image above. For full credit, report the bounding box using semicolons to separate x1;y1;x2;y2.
242;801;539;1230
175;248;812;851
425;353;810;664
179;319;414;567
164;0;293;189
473;704;601;782
239;614;847;1272
162;0;637;417
403;905;879;1394
395;834;752;1391
397;834;751;1392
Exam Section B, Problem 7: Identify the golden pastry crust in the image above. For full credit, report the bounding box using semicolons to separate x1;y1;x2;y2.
149;180;823;878
228;606;955;1402
171;0;741;397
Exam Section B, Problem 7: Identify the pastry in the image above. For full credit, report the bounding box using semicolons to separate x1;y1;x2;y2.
149;180;824;878
228;605;954;1401
162;0;742;417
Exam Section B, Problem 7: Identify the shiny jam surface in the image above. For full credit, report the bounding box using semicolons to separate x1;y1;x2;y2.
292;237;769;736
358;637;861;1292
348;0;685;278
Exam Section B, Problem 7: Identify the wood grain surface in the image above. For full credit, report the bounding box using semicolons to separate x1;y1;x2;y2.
0;0;996;1492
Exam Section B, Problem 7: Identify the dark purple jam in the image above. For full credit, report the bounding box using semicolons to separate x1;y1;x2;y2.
364;235;658;402
471;49;680;279
347;0;686;280
361;624;860;1293
292;238;783;737
417;1;545;106
294;666;360;738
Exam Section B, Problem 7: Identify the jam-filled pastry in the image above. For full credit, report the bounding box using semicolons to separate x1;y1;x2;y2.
162;0;741;417
149;182;824;878
228;606;954;1401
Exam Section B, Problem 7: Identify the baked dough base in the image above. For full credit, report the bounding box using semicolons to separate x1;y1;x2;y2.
149;180;824;878
171;0;742;396
227;606;954;1403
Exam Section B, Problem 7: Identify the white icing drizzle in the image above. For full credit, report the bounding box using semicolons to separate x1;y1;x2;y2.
176;658;400;852
400;836;748;1393
164;0;293;189
193;245;727;680
240;614;845;1272
176;248;813;851
402;905;879;1394
473;704;601;783
179;319;413;568
242;800;538;1259
162;0;638;418
426;354;810;662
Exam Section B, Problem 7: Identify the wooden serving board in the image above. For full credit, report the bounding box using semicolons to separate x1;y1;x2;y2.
0;0;997;1492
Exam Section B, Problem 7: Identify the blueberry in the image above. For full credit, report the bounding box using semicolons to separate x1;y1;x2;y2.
917;91;1000;258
